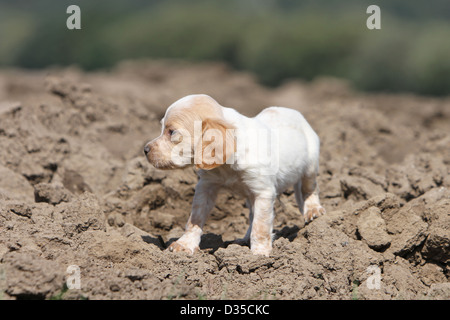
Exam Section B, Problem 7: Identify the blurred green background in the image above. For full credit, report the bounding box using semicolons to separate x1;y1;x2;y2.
0;0;449;95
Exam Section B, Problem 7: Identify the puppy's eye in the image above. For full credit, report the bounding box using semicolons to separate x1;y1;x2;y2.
168;129;175;136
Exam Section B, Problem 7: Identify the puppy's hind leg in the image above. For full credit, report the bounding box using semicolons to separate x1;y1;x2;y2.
301;172;326;223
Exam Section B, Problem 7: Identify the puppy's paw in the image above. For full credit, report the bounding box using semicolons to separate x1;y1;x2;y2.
250;243;272;257
304;204;326;223
168;241;199;255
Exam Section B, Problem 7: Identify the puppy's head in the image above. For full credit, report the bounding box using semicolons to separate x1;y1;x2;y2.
144;94;235;170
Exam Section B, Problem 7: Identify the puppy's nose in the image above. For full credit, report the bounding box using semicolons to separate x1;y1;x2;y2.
144;144;151;155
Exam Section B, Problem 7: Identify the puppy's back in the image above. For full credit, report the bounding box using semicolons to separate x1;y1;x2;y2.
256;107;318;144
256;106;320;174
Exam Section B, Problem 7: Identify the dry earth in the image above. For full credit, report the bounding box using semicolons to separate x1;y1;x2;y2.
0;60;449;300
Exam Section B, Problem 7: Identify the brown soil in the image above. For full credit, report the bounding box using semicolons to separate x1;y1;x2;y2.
0;60;449;300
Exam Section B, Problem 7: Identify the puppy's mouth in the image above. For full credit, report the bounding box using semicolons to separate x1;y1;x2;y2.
146;155;188;170
146;155;173;170
152;163;176;170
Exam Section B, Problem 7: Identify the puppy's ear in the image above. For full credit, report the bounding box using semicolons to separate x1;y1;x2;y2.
195;118;235;170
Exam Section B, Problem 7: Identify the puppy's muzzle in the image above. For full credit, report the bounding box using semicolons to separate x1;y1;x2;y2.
144;144;151;156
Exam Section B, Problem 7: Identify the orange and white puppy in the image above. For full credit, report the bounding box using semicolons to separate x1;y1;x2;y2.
144;94;325;256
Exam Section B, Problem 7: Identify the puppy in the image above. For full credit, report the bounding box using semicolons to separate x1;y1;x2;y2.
144;94;325;256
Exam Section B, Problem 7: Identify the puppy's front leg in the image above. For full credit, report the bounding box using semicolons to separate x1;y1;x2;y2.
168;180;219;255
250;195;275;257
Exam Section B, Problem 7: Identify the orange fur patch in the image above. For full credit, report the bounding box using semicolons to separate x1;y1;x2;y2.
195;118;236;170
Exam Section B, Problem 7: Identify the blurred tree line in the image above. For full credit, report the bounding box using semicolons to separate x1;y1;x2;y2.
0;0;449;95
